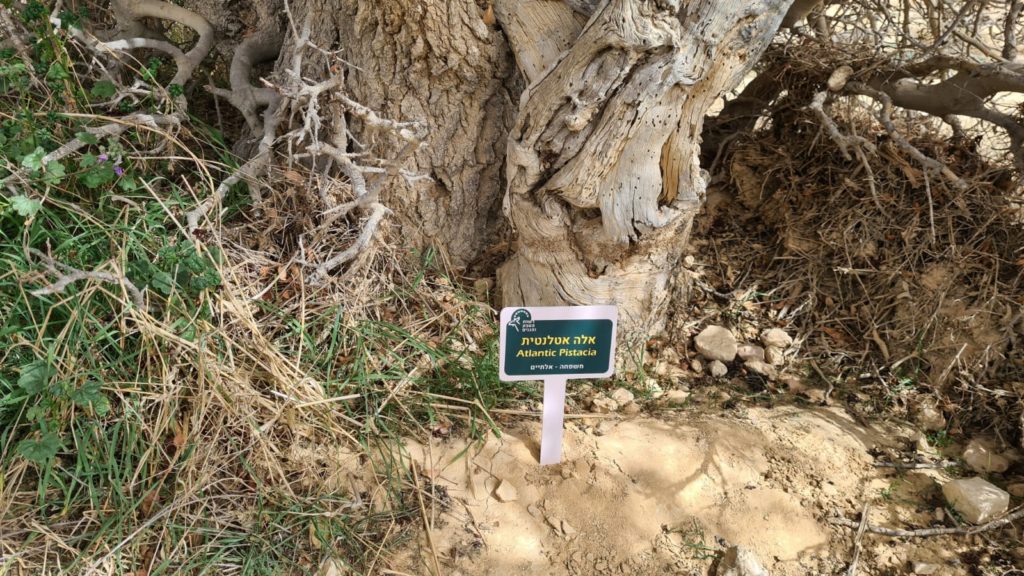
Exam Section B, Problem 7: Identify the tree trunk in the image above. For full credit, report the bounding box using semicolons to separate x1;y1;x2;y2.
285;0;520;267
267;0;792;346
494;0;793;345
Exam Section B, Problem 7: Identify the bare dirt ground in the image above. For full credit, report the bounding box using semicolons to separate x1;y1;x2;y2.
386;398;1022;576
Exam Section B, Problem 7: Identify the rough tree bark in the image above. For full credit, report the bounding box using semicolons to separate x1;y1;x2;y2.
181;0;795;346
492;0;794;344
284;0;521;267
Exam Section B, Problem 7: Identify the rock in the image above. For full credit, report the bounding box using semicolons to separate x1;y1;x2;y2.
942;477;1010;524
736;344;765;363
779;375;805;393
493;479;519;502
662;347;681;365
802;388;827;404
912;562;940;575
914;402;946;432
472;278;494;298
664;390;690;406
621;401;641;415
962;440;1010;474
560;519;577;536
709;360;729;377
610;387;635;405
695;326;738;362
527;504;541;517
690;359;704;373
318;558;349;576
716;545;769;576
745;360;778;380
827;65;855;92
590;395;618;414
764;346;785;366
1007;483;1024;498
760;328;793;349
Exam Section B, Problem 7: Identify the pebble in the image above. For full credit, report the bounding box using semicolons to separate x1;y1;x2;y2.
915;402;946;432
716;545;769;576
764;346;785;366
942;477;1010;524
912;562;940;575
494;479;519;503
590;395;618;414
664;390;690;406
745;360;778;380
760;328;793;349
962;439;1010;474
736;344;765;363
695;325;738;362
610;387;634;405
621;401;641;415
690;359;704;373
709;360;728;377
1006;483;1024;498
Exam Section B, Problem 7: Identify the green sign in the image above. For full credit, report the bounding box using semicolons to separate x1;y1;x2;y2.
499;306;617;381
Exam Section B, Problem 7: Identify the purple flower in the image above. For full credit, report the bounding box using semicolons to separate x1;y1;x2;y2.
114;166;124;176
97;153;109;163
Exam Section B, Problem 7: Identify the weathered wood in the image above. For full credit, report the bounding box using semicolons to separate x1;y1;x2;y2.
496;0;794;346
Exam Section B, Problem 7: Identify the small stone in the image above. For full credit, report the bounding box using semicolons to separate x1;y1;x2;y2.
690;359;704;373
802;388;827;404
709;360;728;377
736;344;765;363
934;507;944;522
560;520;577;536
827;65;854;92
621;401;641;415
912;562;940;575
683;255;696;267
760;328;793;349
963;440;1010;474
716;545;769;576
664;390;690;406
764;346;785;366
493;479;519;502
610;387;634;405
745;360;778;380
1007;483;1024;498
780;375;805;392
695;325;738;362
560;467;572;479
472;278;494;298
662;347;681;365
915;402;946;432
590;395;618;414
527;504;541;517
942;477;1010;524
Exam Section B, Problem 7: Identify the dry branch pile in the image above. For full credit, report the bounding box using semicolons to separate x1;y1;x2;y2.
696;47;1024;442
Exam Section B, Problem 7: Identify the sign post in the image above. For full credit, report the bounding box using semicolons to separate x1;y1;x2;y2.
498;305;618;465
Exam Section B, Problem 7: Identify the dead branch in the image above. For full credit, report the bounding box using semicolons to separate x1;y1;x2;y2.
807;90;875;161
309;202;390;284
0;114;179;193
1004;0;1022;60
829;505;1024;538
27;248;147;311
846;82;968;190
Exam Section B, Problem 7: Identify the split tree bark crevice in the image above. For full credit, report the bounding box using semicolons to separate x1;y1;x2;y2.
495;0;795;345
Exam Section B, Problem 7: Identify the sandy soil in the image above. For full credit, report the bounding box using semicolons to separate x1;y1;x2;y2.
388;404;951;575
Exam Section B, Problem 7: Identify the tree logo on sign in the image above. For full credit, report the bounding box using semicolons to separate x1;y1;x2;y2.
507;309;533;332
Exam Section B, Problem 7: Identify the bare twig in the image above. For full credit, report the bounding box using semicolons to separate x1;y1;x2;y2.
27;248;147;311
845;503;870;576
847;82;967;191
829;506;1024;538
